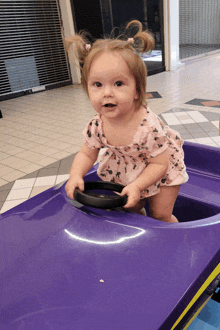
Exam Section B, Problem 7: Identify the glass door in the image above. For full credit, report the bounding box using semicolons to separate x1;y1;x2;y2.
70;0;165;76
110;0;165;76
140;0;165;75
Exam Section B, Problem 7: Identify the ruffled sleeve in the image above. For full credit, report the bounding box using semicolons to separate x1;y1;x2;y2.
137;111;168;158
83;115;105;149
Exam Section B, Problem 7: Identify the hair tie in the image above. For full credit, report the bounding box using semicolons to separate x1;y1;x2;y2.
127;38;134;44
85;44;91;51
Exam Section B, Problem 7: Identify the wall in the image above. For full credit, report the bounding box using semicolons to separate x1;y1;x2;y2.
179;0;220;45
163;0;183;71
59;0;81;84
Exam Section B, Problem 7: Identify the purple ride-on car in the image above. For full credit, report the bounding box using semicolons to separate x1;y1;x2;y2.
1;141;220;330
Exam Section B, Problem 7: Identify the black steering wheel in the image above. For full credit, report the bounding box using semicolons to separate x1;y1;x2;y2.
74;181;127;209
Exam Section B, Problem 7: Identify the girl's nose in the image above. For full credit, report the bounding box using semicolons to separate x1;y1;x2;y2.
103;85;113;97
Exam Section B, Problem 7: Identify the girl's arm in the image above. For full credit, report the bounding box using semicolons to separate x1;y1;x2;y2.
65;144;99;199
121;149;169;208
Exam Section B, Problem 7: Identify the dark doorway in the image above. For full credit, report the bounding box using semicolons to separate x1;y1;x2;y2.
142;0;165;75
111;0;145;28
70;0;165;76
70;0;104;40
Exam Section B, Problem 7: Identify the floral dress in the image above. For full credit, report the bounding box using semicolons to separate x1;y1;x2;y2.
83;107;188;198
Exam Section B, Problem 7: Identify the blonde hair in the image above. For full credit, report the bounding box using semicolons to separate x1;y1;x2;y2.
65;20;155;107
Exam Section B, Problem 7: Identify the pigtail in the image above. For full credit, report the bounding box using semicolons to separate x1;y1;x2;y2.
125;20;155;53
65;31;91;67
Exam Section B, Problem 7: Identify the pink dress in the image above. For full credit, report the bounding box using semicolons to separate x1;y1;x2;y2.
83;107;188;198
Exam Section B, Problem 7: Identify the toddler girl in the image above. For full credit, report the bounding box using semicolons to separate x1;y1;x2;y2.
65;20;188;223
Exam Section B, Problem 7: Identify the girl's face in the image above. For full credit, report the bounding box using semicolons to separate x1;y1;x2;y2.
87;52;139;121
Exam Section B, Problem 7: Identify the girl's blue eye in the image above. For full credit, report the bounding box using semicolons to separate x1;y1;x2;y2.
115;81;123;87
94;82;102;87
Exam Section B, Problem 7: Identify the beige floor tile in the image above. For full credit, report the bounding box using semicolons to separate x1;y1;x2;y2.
35;157;57;167
0;178;9;186
1;127;15;135
30;145;59;156
65;146;80;154
0;134;12;142
70;137;84;146
17;132;35;140
61;129;76;136
51;151;72;160
55;174;69;184
23;135;41;143
44;132;64;139
20;163;42;174
34;176;56;186
0;156;21;166
0;165;15;177
7;187;32;200
48;141;74;150
211;121;219;128
2;170;26;182
6;147;27;156
35;147;61;157
12;178;36;189
4;158;33;171
211;136;220;143
0;152;10;161
51;126;71;134
44;140;63;148
34;136;52;144
29;185;53;198
56;135;75;143
16;150;39;160
21;141;39;150
6;137;27;147
26;153;46;163
0;199;27;214
34;130;52;138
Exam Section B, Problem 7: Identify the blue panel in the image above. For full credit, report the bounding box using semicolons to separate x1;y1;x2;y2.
197;299;220;328
187;299;220;329
5;56;39;92
188;318;217;329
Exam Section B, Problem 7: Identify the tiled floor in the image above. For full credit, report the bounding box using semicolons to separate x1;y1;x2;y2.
161;108;220;146
0;50;220;214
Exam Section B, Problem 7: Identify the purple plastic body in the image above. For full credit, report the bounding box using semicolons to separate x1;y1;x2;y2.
1;142;220;330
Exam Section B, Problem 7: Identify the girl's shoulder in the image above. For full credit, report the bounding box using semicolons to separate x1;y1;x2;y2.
142;106;163;127
85;114;103;130
145;106;160;117
84;114;102;135
83;114;106;148
141;106;183;144
88;113;101;124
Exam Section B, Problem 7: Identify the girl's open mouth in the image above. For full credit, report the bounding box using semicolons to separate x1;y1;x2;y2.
104;104;116;108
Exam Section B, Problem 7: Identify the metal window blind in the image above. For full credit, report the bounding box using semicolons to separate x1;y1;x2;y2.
0;0;71;100
179;0;220;60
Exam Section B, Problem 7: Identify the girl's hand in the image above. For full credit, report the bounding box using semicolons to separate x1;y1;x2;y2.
65;176;84;200
121;183;141;208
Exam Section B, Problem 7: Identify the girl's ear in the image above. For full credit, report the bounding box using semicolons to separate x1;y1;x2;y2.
134;91;139;100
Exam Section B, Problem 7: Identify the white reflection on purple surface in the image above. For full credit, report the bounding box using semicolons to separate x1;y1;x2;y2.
64;221;146;245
